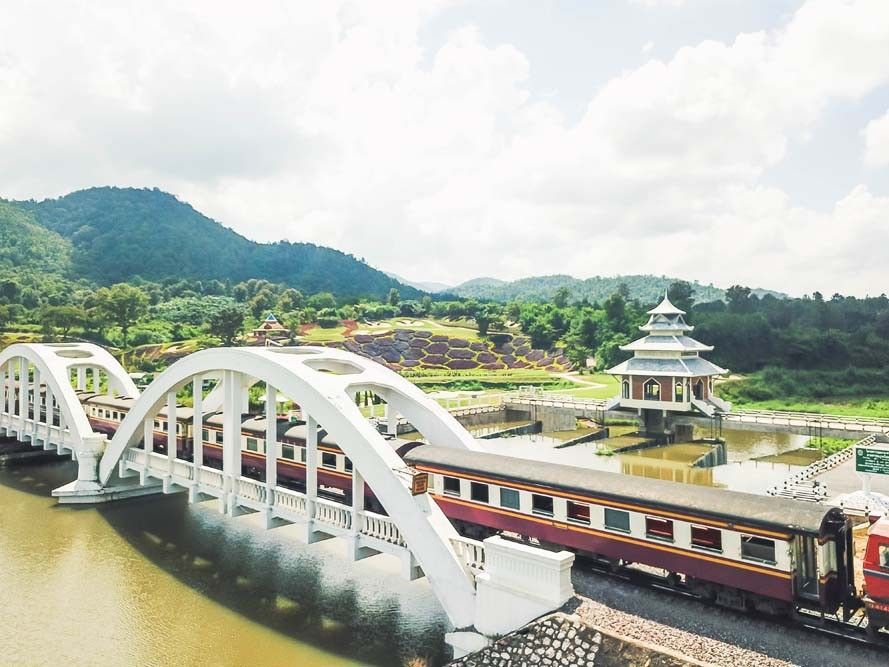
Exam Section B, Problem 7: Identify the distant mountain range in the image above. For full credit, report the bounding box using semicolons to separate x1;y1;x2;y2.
0;186;785;305
384;272;453;294
1;187;418;299
429;274;785;304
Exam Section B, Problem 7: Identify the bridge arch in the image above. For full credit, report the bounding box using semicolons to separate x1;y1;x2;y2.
0;342;138;446
99;346;479;627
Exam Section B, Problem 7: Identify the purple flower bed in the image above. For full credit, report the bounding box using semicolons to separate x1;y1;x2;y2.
447;348;474;359
446;359;479;370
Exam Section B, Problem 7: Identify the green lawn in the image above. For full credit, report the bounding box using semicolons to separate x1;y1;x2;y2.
546;373;620;400
730;398;889;418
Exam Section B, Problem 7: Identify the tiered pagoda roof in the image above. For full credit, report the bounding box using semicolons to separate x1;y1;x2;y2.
606;293;727;378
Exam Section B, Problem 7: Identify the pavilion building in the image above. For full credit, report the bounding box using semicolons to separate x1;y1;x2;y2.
606;293;729;421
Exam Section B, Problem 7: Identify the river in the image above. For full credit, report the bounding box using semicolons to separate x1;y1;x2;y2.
0;459;448;667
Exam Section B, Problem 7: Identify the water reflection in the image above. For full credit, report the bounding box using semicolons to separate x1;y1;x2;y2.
0;460;448;667
482;427;812;494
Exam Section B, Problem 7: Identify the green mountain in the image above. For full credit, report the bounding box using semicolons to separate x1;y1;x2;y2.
5;187;417;299
447;274;783;304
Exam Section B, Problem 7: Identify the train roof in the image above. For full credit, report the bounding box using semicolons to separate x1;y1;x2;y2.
404;444;836;536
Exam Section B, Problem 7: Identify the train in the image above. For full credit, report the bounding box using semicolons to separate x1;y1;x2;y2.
6;383;889;635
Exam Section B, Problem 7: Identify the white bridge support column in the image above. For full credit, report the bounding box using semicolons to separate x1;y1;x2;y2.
72;433;108;491
163;391;176;493
18;357;28;433
302;414;329;543
223;370;242;516
92;367;101;394
189;375;203;502
262;384;278;528
140;417;153;485
77;366;86;392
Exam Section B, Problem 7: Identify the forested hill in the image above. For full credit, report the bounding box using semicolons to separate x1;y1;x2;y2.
448;274;783;304
6;187;417;299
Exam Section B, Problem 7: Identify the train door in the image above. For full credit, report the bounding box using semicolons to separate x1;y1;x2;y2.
795;535;818;600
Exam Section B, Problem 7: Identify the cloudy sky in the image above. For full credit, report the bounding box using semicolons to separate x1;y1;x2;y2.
1;1;888;296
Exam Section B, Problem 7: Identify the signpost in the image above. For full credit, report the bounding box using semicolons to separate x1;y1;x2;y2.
856;447;889;476
855;443;889;502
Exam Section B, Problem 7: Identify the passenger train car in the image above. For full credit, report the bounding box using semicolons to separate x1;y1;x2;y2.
403;444;853;616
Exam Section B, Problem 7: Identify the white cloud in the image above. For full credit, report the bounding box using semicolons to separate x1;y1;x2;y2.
1;0;888;296
863;108;889;167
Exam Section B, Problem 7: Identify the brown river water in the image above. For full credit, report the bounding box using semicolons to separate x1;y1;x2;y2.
0;460;448;667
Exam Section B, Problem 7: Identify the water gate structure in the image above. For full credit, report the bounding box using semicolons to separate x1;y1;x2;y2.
0;342;574;653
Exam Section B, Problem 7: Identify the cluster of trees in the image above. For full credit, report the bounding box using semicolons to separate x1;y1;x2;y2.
3;262;889;392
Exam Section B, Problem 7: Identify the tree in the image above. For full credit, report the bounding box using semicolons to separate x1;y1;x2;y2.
726;285;752;313
0;279;21;304
209;305;245;346
667;281;695;314
387;288;400;307
307;292;336;310
420;295;433;316
603;292;627;329
42;305;84;340
553;286;571;308
248;288;277;318
474;304;503;337
277;288;304;313
94;283;148;346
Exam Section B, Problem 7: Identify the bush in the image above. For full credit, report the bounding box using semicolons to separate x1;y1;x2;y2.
317;316;340;328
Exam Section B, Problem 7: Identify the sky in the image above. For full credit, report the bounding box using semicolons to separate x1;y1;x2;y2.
1;0;888;297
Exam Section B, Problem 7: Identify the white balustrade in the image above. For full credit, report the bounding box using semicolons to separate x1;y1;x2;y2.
274;486;307;516
173;459;194;481
451;536;485;574
199;466;224;490
147;452;168;473
360;511;406;546
237;476;268;504
125;448;146;466
313;497;352;531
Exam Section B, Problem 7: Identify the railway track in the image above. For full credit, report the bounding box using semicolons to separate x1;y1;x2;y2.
572;553;889;654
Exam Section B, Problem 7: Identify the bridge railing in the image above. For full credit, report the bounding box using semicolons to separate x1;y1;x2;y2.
451;535;486;579
360;511;406;547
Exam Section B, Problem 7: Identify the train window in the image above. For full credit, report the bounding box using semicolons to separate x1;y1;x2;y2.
880;545;889;569
443;476;461;496
567;501;590;524
202;429;209;442
470;482;489;503
741;535;775;564
300;448;306;463
691;525;722;552
604;508;630;533
645;516;674;541
321;452;337;469
246;437;259;452
281;444;295;460
344;457;353;472
217;432;223;445
500;487;520;510
532;494;554;517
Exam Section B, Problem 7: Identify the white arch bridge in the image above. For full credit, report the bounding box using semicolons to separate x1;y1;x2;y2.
0;342;573;640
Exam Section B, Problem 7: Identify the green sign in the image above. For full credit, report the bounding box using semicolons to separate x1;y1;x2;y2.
855;447;889;475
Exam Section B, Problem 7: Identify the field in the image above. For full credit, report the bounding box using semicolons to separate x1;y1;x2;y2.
299;317;512;344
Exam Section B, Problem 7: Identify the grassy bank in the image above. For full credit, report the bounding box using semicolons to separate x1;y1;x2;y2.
717;367;889;418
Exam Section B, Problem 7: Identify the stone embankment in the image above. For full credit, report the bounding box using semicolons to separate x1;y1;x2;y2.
447;612;707;667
